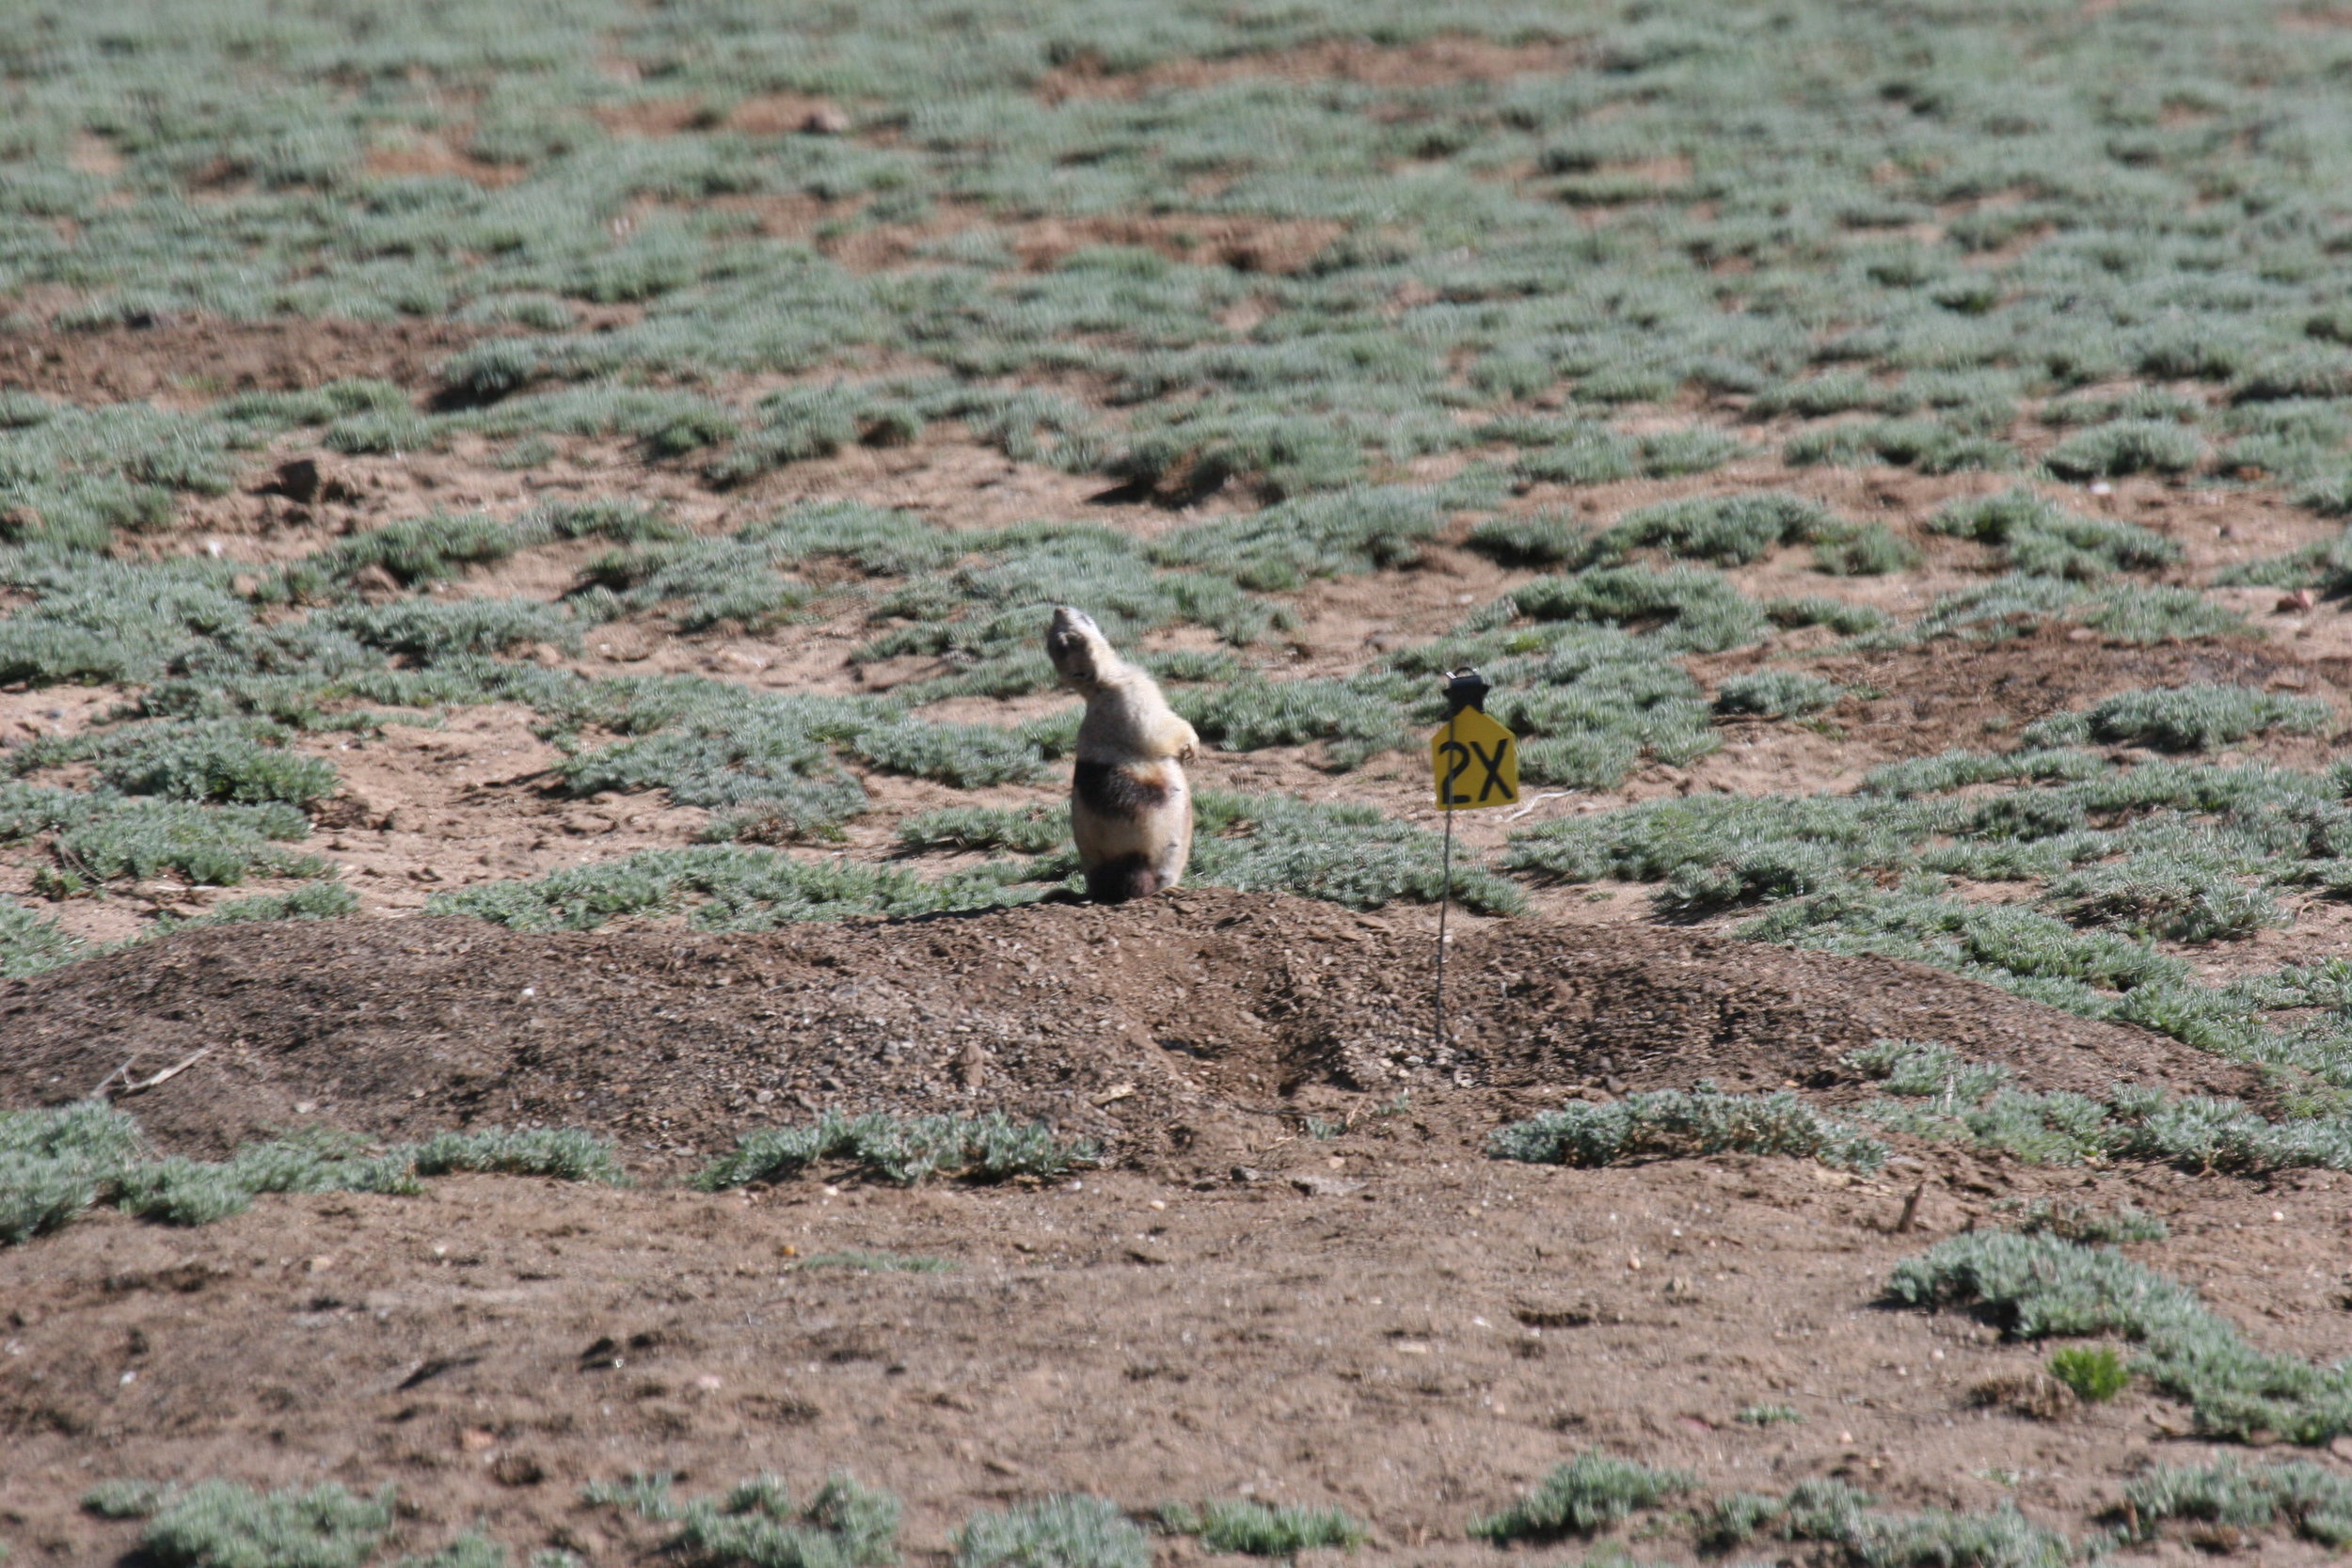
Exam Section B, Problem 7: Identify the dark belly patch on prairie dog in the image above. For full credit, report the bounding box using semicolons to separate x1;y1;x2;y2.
1073;758;1174;816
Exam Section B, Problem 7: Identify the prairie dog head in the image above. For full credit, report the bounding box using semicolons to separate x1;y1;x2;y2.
1046;606;1120;691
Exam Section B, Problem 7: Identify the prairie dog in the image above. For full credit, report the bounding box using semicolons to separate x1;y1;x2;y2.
1044;607;1197;904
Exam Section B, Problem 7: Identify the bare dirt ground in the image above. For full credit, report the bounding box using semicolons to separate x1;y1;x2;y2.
6;892;2349;1565
11;317;2352;1560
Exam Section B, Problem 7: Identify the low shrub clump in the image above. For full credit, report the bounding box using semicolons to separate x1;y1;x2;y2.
2046;1345;2130;1402
1;1106;623;1245
2121;1461;2352;1549
1489;1086;1888;1172
1888;1230;2352;1444
1998;1197;2168;1245
83;1479;397;1568
96;723;339;808
426;847;1045;931
1928;489;2179;579
1580;492;1846;569
958;1496;1147;1568
695;1112;1096;1190
1190;793;1527;915
1469;1451;1694;1542
2019;685;2330;753
1698;1480;2071;1568
1849;1039;2352;1176
0;895;87;978
1713;671;1842;719
1155;1501;1367;1556
583;1472;901;1568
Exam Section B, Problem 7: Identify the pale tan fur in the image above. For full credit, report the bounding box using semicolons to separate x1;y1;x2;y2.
1045;607;1197;901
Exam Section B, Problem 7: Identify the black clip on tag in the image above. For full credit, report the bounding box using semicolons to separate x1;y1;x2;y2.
1442;667;1490;717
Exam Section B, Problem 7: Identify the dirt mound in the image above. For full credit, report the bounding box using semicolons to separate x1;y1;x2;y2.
1;889;2246;1172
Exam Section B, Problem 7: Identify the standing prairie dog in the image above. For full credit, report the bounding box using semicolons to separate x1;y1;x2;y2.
1044;607;1197;904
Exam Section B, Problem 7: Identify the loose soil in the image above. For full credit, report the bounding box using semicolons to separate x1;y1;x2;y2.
4;892;2349;1566
13;317;2352;1561
0;887;2262;1168
0;318;502;406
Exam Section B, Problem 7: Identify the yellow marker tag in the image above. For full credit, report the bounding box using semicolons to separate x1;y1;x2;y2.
1430;707;1518;810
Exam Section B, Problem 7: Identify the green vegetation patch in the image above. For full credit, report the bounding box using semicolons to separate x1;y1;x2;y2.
2121;1461;2352;1550
1713;671;1842;719
957;1497;1147;1568
1580;492;1847;569
2046;1345;2129;1402
1698;1479;2071;1568
2030;684;2332;754
1190;793;1527;915
1469;1452;1694;1542
1849;1040;2352;1176
1154;1501;1366;1557
694;1112;1095;1190
0;894;87;979
1995;1197;2168;1245
790;1250;954;1275
1;1105;622;1245
1889;1230;2352;1444
583;1472;901;1568
426;847;1044;931
1489;1086;1886;1172
1927;491;2178;581
97;1479;398;1568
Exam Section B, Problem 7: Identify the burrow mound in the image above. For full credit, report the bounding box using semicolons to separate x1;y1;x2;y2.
1;887;2249;1173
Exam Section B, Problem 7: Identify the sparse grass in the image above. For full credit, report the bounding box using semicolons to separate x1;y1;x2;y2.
1489;1086;1887;1172
1713;671;1841;719
1996;1198;2168;1245
1;1105;623;1244
897;807;1068;856
1764;596;1886;636
1469;1452;1694;1542
1889;1230;2352;1444
2019;685;2330;753
2121;1461;2352;1550
2046;857;2280;943
1191;792;1527;915
167;882;360;927
1699;1481;2071;1568
1733;1404;1804;1427
2045;1345;2130;1402
2043;420;2206;481
957;1497;1147;1568
585;1472;901;1568
1928;491;2179;580
1848;1039;2352;1176
96;724;339;808
1464;513;1587;567
135;1480;397;1568
1509;566;1768;654
790;1250;954;1274
1813;522;1919;578
694;1112;1096;1190
1581;492;1846;569
426;847;1045;932
1154;1501;1367;1557
0;893;87;978
270;513;524;601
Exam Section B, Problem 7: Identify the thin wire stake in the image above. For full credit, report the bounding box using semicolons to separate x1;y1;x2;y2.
1436;766;1455;1052
1431;667;1486;1053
